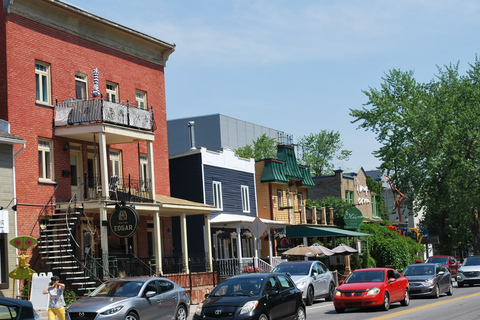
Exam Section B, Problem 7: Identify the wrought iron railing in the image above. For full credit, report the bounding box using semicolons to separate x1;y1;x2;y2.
55;98;154;131
85;174;153;202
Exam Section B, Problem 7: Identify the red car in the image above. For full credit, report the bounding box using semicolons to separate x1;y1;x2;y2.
425;256;459;277
333;268;410;313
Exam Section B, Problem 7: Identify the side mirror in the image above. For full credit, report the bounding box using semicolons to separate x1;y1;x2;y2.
438;271;445;275
204;293;210;299
388;278;396;283
339;280;345;285
145;291;156;298
312;272;318;277
267;290;279;296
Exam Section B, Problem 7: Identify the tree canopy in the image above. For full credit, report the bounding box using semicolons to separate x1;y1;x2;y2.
350;58;480;256
298;130;351;176
235;133;277;161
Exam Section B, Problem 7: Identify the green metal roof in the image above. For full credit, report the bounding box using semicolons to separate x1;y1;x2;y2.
298;166;315;188
276;145;303;180
286;225;372;238
260;159;289;184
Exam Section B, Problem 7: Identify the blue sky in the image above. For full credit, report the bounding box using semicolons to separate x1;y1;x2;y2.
66;0;480;172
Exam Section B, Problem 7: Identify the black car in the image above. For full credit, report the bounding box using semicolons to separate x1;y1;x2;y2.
403;263;453;298
193;273;306;320
0;297;41;320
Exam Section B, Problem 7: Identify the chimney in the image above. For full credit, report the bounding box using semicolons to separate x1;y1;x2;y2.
188;121;196;150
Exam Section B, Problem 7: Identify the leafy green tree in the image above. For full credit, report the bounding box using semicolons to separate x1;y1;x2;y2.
308;196;350;228
298;131;351;176
350;58;480;255
236;133;277;160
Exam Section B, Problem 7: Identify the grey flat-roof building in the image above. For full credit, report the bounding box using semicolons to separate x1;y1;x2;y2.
167;114;289;155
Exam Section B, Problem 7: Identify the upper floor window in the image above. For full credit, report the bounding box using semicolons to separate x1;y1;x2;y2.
241;185;250;213
213;181;223;210
35;61;51;104
346;190;354;205
297;192;303;207
372;194;379;218
136;90;147;110
38;138;53;181
139;154;149;192
75;73;88;100
106;81;118;103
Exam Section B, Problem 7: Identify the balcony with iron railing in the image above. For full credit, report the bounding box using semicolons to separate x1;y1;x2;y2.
55;98;155;131
79;174;154;203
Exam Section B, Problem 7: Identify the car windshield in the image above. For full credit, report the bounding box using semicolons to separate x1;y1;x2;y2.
426;257;447;264
403;265;435;276
90;280;144;297
345;271;384;283
272;264;310;275
210;277;263;297
463;257;480;266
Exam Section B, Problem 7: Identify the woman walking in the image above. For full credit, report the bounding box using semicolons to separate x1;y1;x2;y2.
43;276;66;320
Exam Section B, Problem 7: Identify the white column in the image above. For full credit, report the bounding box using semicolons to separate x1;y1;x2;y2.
180;213;189;273
99;132;109;198
100;206;109;275
147;141;155;199
268;227;273;265
236;227;243;261
154;211;163;275
204;214;212;272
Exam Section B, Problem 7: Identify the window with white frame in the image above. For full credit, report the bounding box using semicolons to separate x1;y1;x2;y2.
136;90;147;110
109;150;122;179
38;138;53;181
75;72;88;100
241;185;250;213
213;181;223;210
139;154;149;192
106;81;118;103
277;189;283;209
35;61;51;104
298;192;303;207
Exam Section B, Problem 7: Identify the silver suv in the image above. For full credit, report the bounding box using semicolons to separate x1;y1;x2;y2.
272;261;335;305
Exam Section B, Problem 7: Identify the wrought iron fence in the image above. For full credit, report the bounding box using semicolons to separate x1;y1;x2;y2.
84;174;153;202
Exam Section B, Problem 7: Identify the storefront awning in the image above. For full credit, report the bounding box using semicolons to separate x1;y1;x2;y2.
286;225;372;238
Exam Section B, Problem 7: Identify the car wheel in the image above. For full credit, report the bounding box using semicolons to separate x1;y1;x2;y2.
433;284;440;299
258;313;269;320
125;312;139;320
335;307;345;313
305;286;314;306
400;289;410;306
458;282;464;288
325;283;335;301
175;305;187;320
447;281;453;296
296;306;306;320
380;292;390;311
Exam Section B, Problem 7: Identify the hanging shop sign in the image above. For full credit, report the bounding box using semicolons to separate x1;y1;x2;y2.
344;207;363;229
109;206;140;238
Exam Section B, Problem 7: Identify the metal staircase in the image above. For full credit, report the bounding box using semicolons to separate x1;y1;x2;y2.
36;186;110;295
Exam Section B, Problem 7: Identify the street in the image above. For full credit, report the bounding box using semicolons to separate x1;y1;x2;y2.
303;282;480;320
186;282;480;320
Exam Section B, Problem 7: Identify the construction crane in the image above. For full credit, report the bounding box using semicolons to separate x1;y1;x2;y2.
384;175;406;223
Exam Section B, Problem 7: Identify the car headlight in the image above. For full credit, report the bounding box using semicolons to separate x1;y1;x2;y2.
296;281;307;289
366;287;381;296
100;306;123;315
195;303;203;316
239;301;259;314
334;289;342;297
425;278;435;286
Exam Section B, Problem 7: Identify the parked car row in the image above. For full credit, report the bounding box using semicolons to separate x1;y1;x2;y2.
60;257;479;320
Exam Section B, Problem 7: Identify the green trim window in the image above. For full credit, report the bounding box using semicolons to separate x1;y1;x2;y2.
345;190;354;205
372;194;379;218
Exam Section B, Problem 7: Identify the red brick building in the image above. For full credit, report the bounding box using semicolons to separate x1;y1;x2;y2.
0;0;212;296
